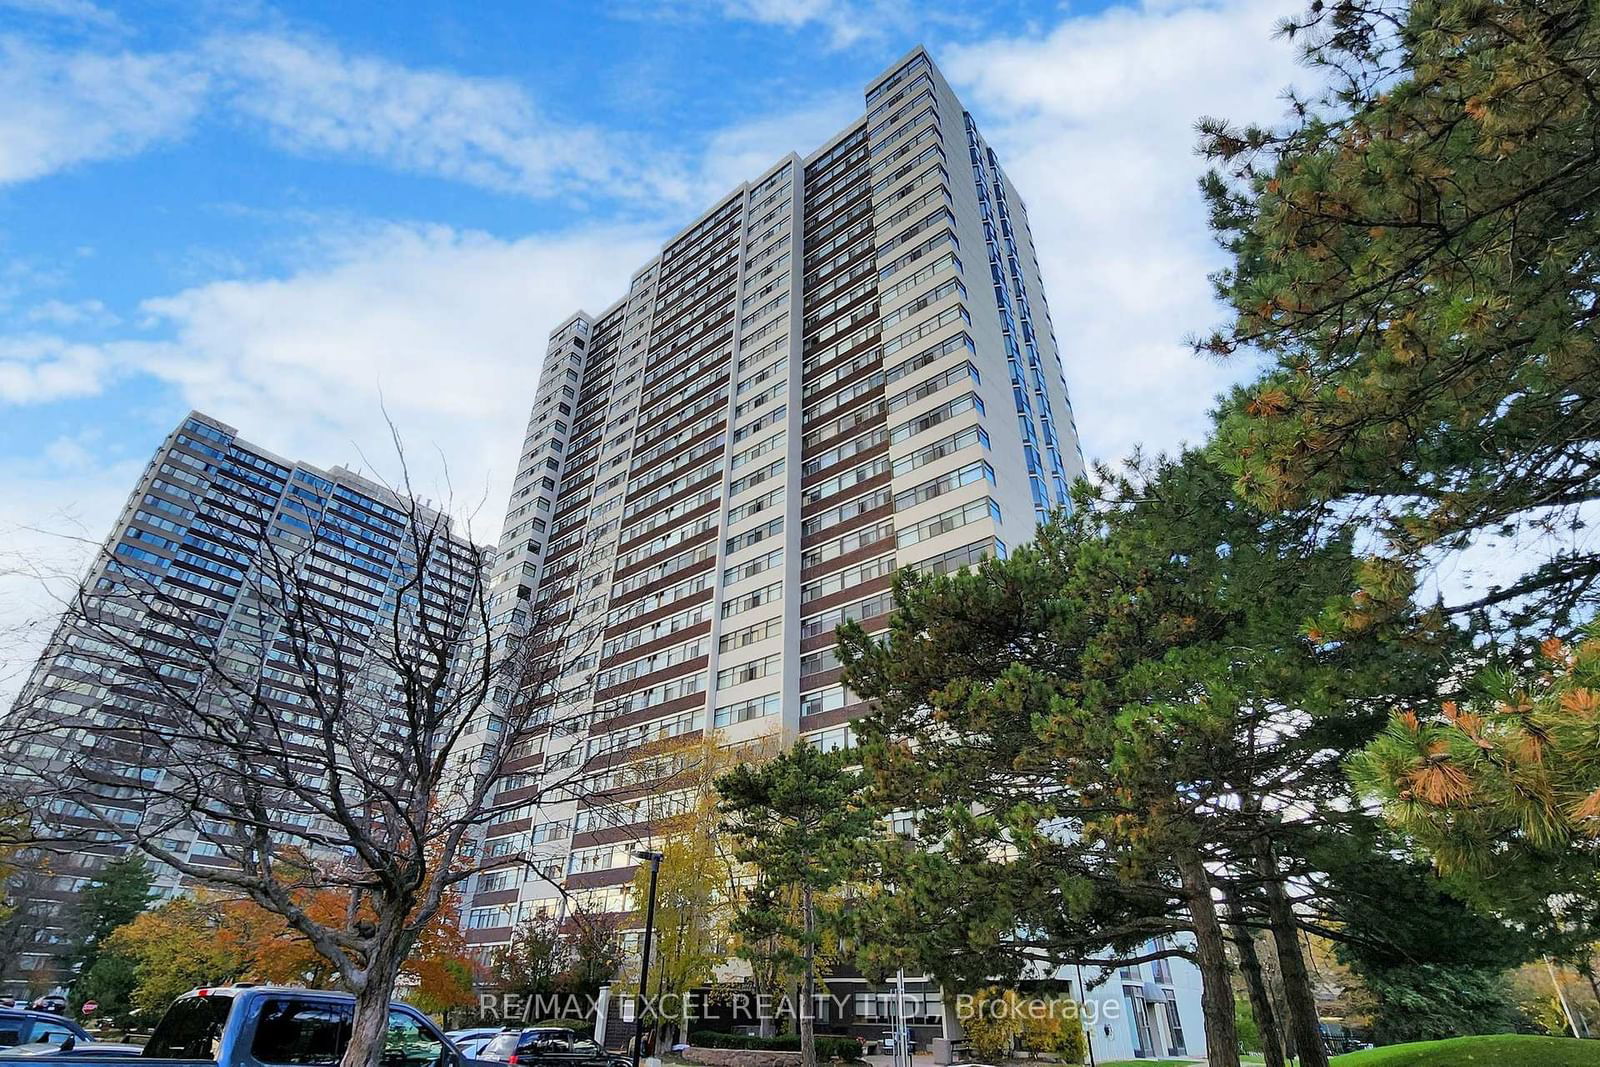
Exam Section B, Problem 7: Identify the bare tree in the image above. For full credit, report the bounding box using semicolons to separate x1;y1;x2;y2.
1;436;610;1067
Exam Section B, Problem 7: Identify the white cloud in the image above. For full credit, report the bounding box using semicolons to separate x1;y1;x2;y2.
123;221;662;534
944;0;1307;465
24;297;117;326
0;35;207;183
711;0;975;51
0;334;118;401
210;33;631;200
0;448;141;706
0;221;665;700
648;90;860;208
0;0;119;28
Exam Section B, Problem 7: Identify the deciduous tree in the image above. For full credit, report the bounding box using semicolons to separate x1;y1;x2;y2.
1;436;609;1067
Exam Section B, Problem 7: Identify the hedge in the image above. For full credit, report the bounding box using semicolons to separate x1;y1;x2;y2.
690;1031;864;1061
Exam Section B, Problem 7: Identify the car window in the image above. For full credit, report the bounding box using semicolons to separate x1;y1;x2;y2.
146;994;237;1059
482;1033;519;1061
0;1015;23;1047
27;1020;79;1045
571;1040;601;1056
522;1033;570;1055
383;1010;445;1067
251;999;353;1065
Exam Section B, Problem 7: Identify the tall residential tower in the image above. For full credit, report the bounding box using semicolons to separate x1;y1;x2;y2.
469;44;1082;939
5;411;481;992
463;47;1211;1063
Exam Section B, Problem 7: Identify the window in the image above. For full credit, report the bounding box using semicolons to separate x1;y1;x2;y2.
805;725;856;752
715;694;780;727
27;1020;79;1046
518;1032;571;1056
147;992;237;1059
897;498;1001;549
718;653;781;689
383;1010;445;1067
251;998;350;1065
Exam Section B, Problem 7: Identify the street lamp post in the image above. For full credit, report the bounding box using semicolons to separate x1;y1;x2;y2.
632;849;664;1067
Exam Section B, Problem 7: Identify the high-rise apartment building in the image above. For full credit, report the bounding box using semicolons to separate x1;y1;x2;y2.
464;43;1203;1065
469;45;1081;936
4;411;481;991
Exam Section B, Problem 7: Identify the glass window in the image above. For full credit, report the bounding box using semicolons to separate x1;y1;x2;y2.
384;1010;446;1067
483;1033;520;1061
519;1031;571;1055
147;993;237;1059
27;1020;79;1045
251;998;351;1065
0;1016;24;1047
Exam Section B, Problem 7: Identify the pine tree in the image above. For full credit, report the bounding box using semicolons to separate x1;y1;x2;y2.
1351;631;1600;944
1197;0;1600;637
841;451;1453;1067
717;745;873;1067
61;854;155;984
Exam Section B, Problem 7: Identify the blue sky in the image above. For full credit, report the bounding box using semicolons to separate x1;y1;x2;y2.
0;0;1312;690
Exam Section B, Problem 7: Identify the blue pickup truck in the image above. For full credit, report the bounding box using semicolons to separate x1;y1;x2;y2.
0;986;476;1067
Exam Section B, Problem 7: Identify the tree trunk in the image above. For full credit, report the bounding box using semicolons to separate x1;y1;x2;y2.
340;939;403;1067
1174;851;1240;1067
1222;882;1284;1067
1254;842;1328;1067
796;883;812;1067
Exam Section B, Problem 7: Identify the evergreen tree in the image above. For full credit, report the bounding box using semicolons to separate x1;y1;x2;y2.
841;451;1452;1067
717;744;873;1067
61;854;155;984
1309;822;1542;1042
1351;631;1600;946
1197;0;1600;637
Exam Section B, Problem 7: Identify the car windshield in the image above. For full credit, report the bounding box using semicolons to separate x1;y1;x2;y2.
144;995;236;1059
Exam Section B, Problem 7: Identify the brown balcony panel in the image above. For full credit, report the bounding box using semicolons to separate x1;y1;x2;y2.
802;386;885;434
801;441;890;491
800;535;895;583
800;572;894;615
620;474;723;530
616;498;721;556
599;619;713;670
565;867;638;891
799;702;871;733
590;691;709;737
581;728;706;773
612;527;719;585
593;655;711;704
801;471;893;520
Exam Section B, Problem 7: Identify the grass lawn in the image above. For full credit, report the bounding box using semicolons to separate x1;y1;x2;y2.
1100;1035;1598;1066
1329;1035;1600;1066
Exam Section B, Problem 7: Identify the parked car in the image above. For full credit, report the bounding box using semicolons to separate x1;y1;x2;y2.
478;1029;625;1067
444;1032;504;1060
0;1012;90;1050
0;1043;145;1058
0;985;482;1067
